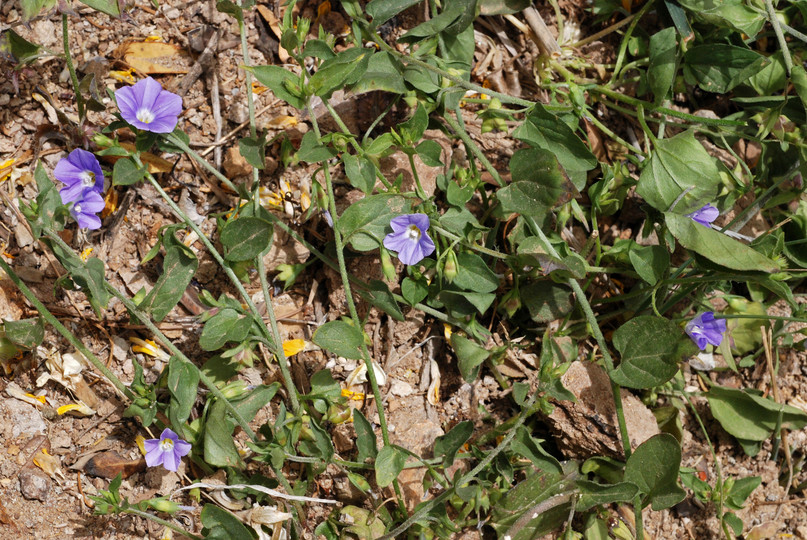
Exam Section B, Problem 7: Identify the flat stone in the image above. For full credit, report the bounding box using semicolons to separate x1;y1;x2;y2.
0;400;47;439
18;468;50;501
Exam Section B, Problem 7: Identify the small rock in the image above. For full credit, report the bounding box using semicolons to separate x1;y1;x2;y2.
18;468;50;501
164;7;181;19
223;146;252;178
388;379;413;397
0;400;46;438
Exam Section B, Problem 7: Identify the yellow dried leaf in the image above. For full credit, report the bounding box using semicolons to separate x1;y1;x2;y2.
0;158;15;182
265;115;298;128
120;42;190;74
24;393;47;405
135;434;146;455
33;449;65;481
251;82;268;95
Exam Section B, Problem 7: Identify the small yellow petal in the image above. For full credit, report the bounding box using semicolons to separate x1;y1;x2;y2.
79;247;94;262
57;402;95;416
283;339;306;357
135;434;146;455
24;393;47;405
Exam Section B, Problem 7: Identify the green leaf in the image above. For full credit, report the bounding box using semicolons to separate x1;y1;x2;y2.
498;148;576;218
726;476;761;510
665;212;780;272
375;445;407;487
349;51;407;95
521;282;573;323
313;321;365;359
576;480;640;512
112;157;146;186
452;253;498;293
309;48;371;98
609;317;683;389
416;139;444;167
401;277;428;305
215;0;243;23
513;105;597;189
683;45;769;93
220;216;273;262
335;194;411;251
199;308;253;351
302;39;335;60
707;385;807;442
353;409;378;462
479;0;530;14
2;318;44;350
78;0;120;17
400;0;474;42
647;28;677;104
20;0;56;21
635;130;722;214
246;65;306;109
434;421;473;468
624;434;685;510
139;239;198;322
489;468;575;539
298;131;337;163
238;135;265;170
451;334;489;382
676;0;765;37
343;154;377;194
201;505;253;539
167;357;200;426
204;384;278;468
398;104;429;145
628;244;669;286
367;0;422;27
791;64;807;110
510;426;563;474
359;280;405;321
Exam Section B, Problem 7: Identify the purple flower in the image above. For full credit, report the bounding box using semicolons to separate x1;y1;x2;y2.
686;204;719;228
54;149;104;202
67;190;105;230
383;213;436;266
685;312;726;351
115;77;182;133
144;428;192;472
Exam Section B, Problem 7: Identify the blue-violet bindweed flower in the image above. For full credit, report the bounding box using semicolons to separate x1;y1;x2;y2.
686;204;719;228
144;428;192;472
685;312;726;351
54;149;104;202
68;190;105;230
115;77;183;133
383;213;435;266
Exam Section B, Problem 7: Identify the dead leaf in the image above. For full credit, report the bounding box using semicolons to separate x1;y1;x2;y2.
33;449;65;482
117;41;190;74
83;451;146;479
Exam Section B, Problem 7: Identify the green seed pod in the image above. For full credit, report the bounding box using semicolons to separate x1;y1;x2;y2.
443;249;458;283
380;247;396;281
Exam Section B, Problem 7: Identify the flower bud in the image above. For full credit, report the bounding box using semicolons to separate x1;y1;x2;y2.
443;249;458;283
220;380;248;399
498;288;521;318
91;132;116;148
326;403;352;424
380;247;396;281
148;498;179;513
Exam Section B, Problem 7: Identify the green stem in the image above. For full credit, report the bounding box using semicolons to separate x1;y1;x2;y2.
443;111;505;187
590;86;745;127
523;216;639;535
371;37;535;108
123;507;203;540
0;258;132;400
237;4;257;140
379;391;542;540
62;13;85;122
257;257;300;412
407;152;428;200
610;0;656;86
309;97;407;513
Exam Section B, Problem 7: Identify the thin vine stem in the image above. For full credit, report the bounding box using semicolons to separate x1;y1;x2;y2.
0;257;132;400
123;507;204;540
62;13;85;122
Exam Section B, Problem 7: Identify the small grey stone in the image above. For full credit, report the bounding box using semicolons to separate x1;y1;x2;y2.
165;7;181;19
18;468;50;501
0;400;47;438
